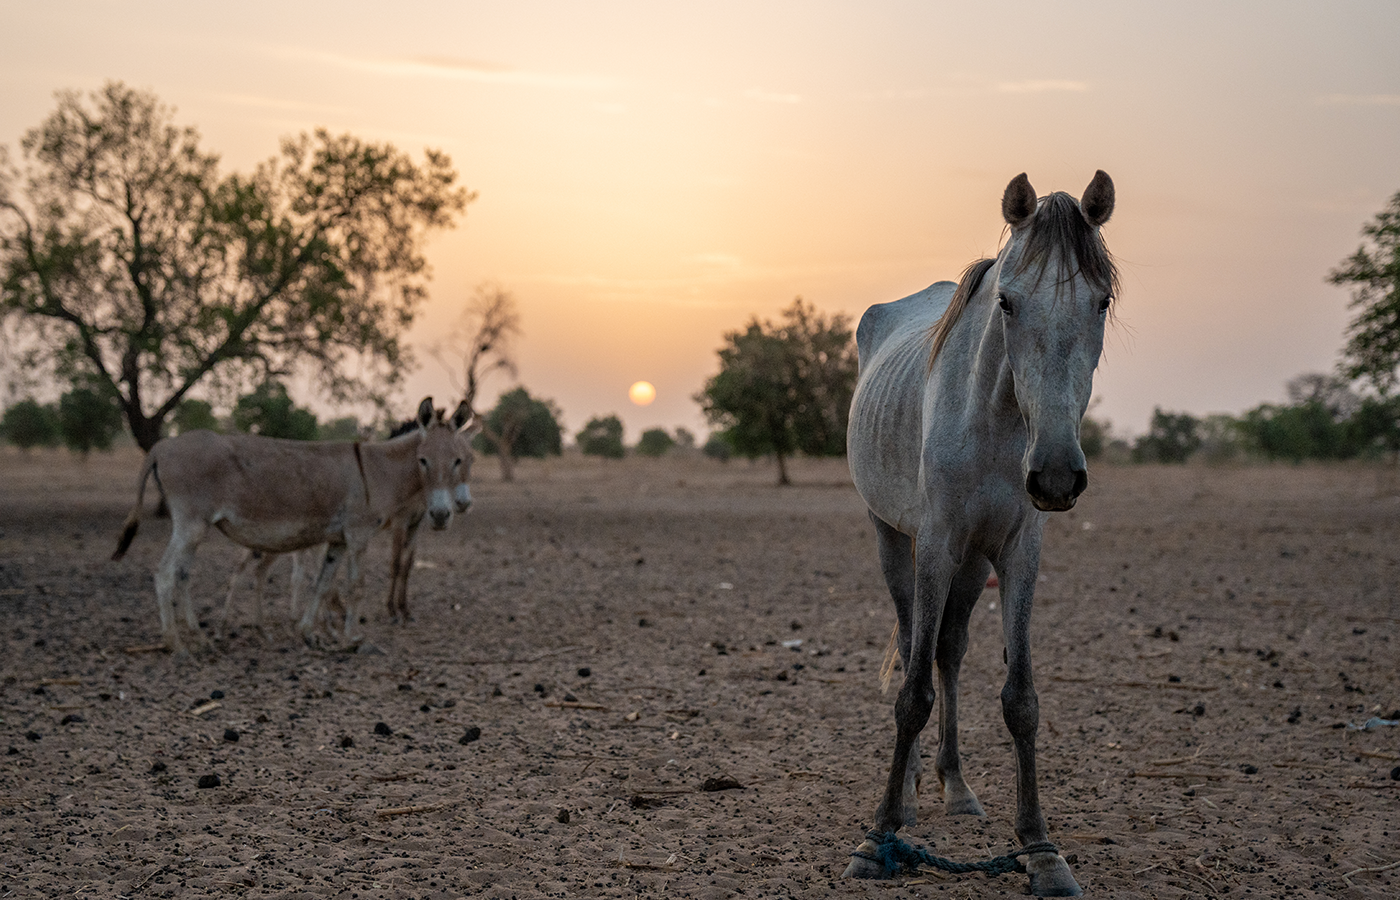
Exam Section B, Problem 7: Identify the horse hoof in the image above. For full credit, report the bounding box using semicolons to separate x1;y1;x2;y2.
841;839;889;879
945;794;985;817
1027;852;1082;897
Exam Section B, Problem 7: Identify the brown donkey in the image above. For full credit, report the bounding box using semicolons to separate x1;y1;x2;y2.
113;398;472;652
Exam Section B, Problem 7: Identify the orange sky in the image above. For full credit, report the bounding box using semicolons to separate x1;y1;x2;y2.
2;1;1398;440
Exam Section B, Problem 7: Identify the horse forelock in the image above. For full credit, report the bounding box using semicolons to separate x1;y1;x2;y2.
925;192;1118;372
1011;192;1120;303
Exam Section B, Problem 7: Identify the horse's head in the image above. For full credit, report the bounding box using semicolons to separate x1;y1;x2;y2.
414;397;475;529
994;171;1117;512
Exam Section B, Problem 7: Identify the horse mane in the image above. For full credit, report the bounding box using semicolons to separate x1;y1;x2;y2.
927;258;996;366
926;192;1119;369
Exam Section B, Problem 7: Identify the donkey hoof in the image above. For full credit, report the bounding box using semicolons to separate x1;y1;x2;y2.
1027;853;1082;897
841;839;889;880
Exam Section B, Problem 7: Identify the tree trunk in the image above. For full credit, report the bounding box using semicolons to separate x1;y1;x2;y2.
126;413;162;452
775;452;791;486
496;450;516;482
480;424;516;482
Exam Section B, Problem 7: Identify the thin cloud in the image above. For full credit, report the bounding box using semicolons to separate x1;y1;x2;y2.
1316;93;1400;106
743;88;802;104
214;93;355;115
996;80;1089;94
270;46;619;92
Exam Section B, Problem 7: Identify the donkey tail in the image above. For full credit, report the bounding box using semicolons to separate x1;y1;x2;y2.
111;452;159;561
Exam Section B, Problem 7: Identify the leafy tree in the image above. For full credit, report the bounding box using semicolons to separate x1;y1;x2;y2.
0;82;472;452
57;382;124;455
318;416;362;441
474;386;563;478
232;380;318;440
1332;191;1400;393
172;399;219;434
635;427;676;457
1132;408;1202;463
702;433;732;461
673;426;696;450
1;397;58;449
1080;415;1109;460
697;298;857;485
577;414;625;459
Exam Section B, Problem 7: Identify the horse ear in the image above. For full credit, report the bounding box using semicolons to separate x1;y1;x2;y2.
416;397;435;430
450;401;472;431
1002;173;1037;228
1081;170;1114;227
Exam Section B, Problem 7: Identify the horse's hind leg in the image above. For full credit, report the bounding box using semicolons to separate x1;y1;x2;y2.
870;512;921;826
934;557;992;817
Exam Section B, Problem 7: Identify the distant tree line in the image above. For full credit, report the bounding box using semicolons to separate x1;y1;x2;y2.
1079;374;1400;465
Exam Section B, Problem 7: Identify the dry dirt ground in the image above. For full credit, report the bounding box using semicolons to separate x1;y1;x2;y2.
2;447;1399;899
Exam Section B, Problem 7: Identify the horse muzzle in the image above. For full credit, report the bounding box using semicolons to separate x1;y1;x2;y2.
1025;466;1087;512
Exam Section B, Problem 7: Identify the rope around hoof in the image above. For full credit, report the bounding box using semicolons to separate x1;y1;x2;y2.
850;830;1060;878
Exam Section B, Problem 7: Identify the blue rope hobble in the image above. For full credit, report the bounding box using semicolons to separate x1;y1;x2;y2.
851;830;1060;879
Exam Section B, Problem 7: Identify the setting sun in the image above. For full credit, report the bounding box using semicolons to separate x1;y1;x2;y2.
628;381;656;406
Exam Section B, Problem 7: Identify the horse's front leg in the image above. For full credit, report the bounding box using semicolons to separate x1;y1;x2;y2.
846;528;954;879
934;558;992;817
1001;537;1081;897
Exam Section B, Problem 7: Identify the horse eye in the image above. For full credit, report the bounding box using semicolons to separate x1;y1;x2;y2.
998;294;1014;315
418;457;429;469
454;458;463;468
1098;296;1112;315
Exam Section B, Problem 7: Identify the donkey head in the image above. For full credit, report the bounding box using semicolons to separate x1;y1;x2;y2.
995;171;1117;511
415;398;474;529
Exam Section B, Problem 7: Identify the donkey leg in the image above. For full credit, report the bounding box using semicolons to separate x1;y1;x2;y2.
388;519;419;624
1002;565;1081;897
934;558;992;817
339;543;368;648
217;550;257;639
155;518;209;654
249;551;278;639
298;542;346;648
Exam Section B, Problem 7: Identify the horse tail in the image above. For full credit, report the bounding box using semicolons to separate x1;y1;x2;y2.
111;451;159;561
878;623;901;694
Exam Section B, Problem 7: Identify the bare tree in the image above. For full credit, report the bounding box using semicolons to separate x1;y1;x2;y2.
433;283;523;479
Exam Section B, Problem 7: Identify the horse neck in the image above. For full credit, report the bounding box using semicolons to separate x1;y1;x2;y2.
940;259;1021;432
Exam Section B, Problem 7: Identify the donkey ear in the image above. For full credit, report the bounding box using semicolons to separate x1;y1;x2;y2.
1002;173;1037;228
1081;170;1114;227
449;400;472;431
416;397;435;430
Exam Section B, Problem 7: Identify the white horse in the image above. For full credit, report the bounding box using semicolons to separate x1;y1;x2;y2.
113;398;473;652
843;172;1118;896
